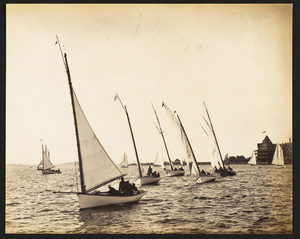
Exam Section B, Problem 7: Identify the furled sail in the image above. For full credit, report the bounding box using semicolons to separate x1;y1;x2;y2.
72;90;124;192
42;145;55;170
272;143;284;166
248;151;257;165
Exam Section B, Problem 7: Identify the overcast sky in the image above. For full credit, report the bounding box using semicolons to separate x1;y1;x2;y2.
6;4;292;166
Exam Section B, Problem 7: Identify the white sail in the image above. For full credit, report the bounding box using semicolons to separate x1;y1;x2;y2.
120;153;128;168
272;143;284;166
72;90;124;192
163;102;201;176
248;151;257;165
37;159;43;168
42;145;56;170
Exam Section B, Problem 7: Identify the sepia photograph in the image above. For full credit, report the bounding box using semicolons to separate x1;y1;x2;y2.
6;3;292;234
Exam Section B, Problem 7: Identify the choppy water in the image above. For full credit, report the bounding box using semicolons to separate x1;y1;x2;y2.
6;164;292;234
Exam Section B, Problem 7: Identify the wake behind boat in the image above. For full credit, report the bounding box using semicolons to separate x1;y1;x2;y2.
56;37;146;209
114;95;161;185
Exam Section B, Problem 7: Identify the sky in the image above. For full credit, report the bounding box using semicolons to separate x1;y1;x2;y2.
6;4;292;166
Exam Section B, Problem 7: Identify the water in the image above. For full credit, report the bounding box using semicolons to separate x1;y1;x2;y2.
6;164;292;234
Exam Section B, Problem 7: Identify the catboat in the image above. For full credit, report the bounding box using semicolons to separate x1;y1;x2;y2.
56;37;146;209
120;153;129;168
39;140;61;174
202;101;236;177
152;104;184;177
114;95;160;185
272;143;285;168
248;151;257;166
162;102;216;184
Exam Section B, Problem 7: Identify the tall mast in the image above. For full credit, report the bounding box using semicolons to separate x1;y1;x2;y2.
151;104;173;171
56;36;86;193
177;115;202;176
203;101;225;169
41;140;44;170
115;95;143;177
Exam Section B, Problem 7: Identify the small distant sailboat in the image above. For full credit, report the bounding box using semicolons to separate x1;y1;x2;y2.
39;140;61;174
115;95;161;185
202;101;236;176
120;153;129;168
152;103;184;177
162;102;216;184
57;37;146;209
272;143;285;168
248;151;257;166
153;152;164;169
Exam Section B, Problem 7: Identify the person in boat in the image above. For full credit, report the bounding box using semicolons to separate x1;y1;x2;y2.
123;181;134;195
147;166;153;176
108;185;121;196
119;177;126;194
132;183;138;194
179;167;184;171
201;169;206;175
174;167;177;171
157;172;160;177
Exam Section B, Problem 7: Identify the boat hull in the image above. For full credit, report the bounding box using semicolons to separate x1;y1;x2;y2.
139;176;161;185
167;170;185;177
275;165;285;168
78;190;146;209
42;170;62;174
196;175;216;184
215;169;236;177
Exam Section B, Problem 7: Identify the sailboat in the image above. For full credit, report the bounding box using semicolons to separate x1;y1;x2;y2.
272;143;285;168
39;140;61;174
56;37;146;209
202;101;236;176
114;94;161;185
248;151;257;166
120;153;129;168
152;103;184;177
162;102;216;184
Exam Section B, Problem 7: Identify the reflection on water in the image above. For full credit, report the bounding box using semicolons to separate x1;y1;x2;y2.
6;164;292;234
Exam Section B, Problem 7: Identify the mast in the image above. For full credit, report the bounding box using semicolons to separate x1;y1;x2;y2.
115;95;143;177
124;105;143;177
152;104;173;171
56;36;86;193
41;140;44;170
177;115;202;176
203;101;225;169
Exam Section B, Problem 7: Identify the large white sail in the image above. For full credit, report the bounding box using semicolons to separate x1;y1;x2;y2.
272;143;284;166
248;151;257;165
73;90;124;192
120;153;128;168
163;102;200;176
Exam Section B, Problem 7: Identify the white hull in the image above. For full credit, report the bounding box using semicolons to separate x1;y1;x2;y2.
78;190;146;209
196;175;216;184
138;176;161;185
167;170;185;177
